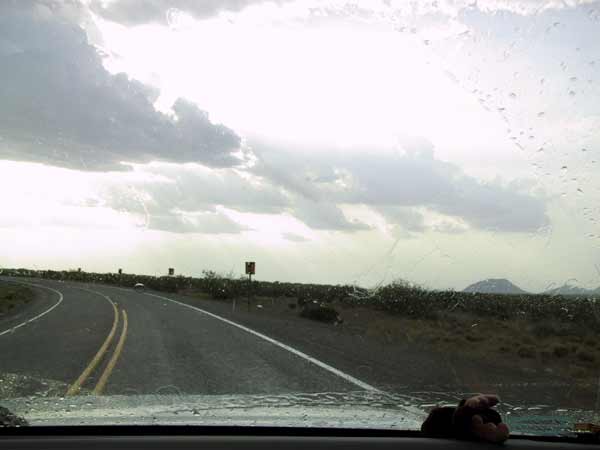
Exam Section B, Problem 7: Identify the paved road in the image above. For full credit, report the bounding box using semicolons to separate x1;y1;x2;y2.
0;278;370;398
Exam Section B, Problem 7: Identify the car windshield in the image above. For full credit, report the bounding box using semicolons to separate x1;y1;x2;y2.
1;0;600;438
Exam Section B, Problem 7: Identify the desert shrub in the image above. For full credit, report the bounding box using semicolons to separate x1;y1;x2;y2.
532;322;574;338
517;346;536;358
552;345;569;358
300;304;341;324
576;349;596;363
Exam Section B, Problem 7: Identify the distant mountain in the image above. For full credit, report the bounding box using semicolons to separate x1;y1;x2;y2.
544;284;600;297
463;279;528;295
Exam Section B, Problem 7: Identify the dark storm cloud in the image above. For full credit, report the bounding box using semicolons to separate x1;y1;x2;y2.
0;2;241;171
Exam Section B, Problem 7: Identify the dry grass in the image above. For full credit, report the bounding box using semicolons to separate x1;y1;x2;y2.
0;284;33;316
333;305;600;381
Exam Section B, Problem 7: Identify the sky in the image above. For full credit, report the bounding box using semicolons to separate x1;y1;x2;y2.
0;0;599;291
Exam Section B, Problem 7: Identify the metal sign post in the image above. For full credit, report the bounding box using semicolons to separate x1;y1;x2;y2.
245;262;255;311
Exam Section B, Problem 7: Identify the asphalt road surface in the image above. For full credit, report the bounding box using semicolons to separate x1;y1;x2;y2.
0;278;374;398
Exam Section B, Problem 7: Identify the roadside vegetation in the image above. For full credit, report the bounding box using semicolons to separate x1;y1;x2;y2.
0;283;34;316
5;268;600;379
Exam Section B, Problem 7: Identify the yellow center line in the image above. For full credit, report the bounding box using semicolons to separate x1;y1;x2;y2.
66;301;119;397
93;309;128;396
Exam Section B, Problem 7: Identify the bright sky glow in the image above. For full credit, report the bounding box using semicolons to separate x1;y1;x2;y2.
1;0;599;291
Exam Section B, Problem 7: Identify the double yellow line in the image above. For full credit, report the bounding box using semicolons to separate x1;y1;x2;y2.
66;297;128;396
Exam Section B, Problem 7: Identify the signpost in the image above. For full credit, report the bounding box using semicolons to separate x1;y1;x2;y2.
168;268;174;276
245;262;255;311
245;261;255;280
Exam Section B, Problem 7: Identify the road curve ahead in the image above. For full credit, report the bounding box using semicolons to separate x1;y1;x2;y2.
0;278;374;398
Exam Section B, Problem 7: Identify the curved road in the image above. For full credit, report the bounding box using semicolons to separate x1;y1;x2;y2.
0;278;371;398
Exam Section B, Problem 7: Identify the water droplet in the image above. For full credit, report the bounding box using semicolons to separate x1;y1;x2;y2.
570;77;578;82
497;107;506;111
537;111;545;117
569;90;576;96
509;92;517;99
561;165;568;171
581;148;587;152
577;188;584;194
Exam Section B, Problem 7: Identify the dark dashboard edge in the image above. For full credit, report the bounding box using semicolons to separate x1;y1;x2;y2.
0;426;597;445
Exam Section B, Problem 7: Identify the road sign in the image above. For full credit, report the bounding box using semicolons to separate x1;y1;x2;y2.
168;268;175;276
245;262;255;275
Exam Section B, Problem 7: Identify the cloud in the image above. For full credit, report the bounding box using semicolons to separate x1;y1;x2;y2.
102;162;289;214
100;162;373;233
91;0;596;26
291;198;371;231
91;0;286;24
146;210;248;234
251;143;549;233
0;2;241;171
282;232;308;242
98;163;285;234
377;206;427;232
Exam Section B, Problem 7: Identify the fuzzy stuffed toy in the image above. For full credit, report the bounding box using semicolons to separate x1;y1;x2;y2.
421;394;510;444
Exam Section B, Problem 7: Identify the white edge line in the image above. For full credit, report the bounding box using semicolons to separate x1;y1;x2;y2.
0;280;64;337
145;292;380;393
